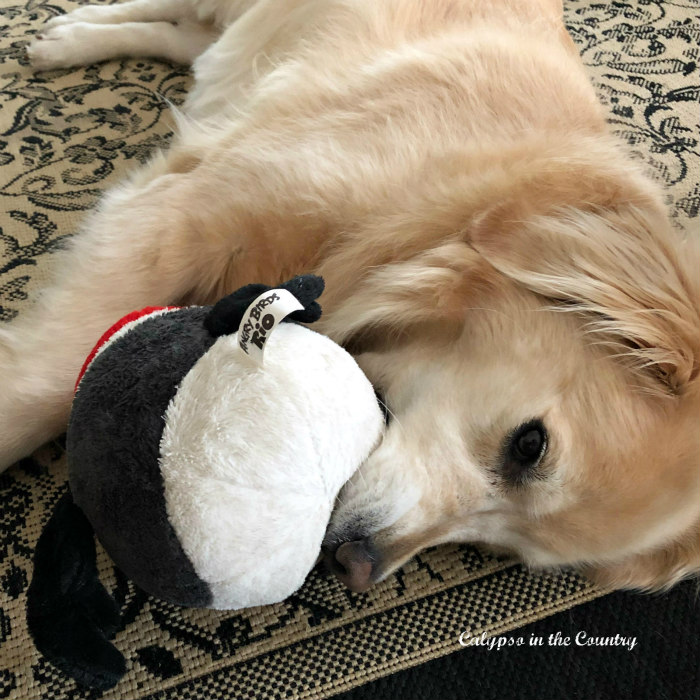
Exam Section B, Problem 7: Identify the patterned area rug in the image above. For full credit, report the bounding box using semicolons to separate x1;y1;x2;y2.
0;1;698;699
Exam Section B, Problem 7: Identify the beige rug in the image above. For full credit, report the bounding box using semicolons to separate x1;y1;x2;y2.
0;1;698;698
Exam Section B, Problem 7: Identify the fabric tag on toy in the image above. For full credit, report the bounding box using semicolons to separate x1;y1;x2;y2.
237;288;304;364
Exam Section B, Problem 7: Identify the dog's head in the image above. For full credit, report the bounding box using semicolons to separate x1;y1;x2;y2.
317;142;700;593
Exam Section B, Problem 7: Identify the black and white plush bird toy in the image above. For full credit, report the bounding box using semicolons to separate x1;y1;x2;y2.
27;275;384;689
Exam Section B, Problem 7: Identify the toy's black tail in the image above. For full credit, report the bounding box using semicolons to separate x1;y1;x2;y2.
204;274;325;337
27;489;126;690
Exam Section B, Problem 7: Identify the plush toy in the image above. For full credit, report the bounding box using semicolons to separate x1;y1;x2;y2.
27;275;384;690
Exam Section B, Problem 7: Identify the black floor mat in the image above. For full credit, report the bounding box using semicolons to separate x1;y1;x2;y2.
334;578;700;700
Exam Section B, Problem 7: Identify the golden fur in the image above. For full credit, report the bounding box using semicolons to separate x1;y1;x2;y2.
4;0;698;591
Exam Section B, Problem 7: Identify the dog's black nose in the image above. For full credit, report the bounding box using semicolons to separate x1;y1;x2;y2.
323;539;375;592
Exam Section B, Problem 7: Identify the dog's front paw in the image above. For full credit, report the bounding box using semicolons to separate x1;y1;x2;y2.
43;6;104;30
43;14;78;31
27;24;91;71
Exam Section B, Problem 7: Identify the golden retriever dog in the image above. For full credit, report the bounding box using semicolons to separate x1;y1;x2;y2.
3;0;698;594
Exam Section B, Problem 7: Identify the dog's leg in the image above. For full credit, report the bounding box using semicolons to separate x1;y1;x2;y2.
27;19;218;70
43;0;260;29
184;0;321;119
43;0;196;28
0;163;229;471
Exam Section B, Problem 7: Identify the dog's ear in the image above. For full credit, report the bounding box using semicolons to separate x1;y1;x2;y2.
469;169;700;396
581;523;700;591
315;241;492;348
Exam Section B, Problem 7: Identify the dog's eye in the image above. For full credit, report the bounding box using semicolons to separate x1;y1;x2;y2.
502;419;547;483
375;390;390;425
